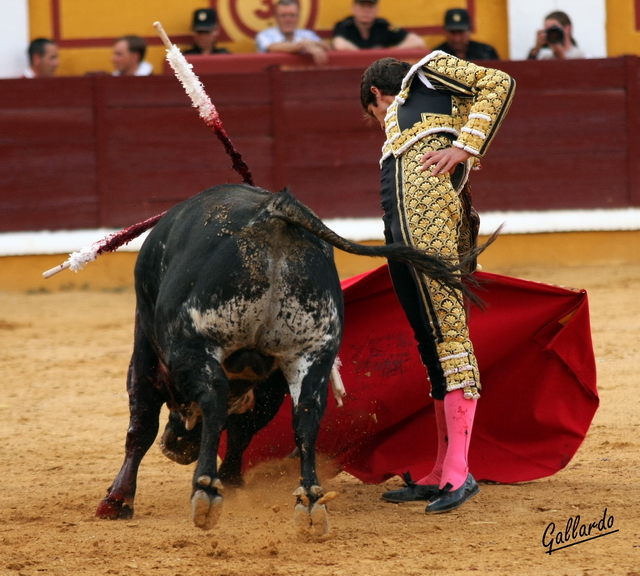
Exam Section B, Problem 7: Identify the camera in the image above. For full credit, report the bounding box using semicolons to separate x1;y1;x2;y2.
545;25;565;45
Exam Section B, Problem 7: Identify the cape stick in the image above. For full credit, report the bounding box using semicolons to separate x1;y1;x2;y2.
42;21;253;279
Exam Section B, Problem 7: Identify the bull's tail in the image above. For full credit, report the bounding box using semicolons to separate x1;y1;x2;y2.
265;190;497;305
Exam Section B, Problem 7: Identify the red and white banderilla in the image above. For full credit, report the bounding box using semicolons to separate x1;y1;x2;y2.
42;21;253;279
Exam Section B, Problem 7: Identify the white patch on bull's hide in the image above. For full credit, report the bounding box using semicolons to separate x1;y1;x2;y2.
186;291;340;406
280;355;314;406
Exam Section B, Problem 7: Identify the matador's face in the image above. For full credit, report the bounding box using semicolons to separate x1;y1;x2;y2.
367;87;395;129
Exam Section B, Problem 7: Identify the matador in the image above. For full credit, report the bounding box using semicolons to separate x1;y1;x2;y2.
360;51;515;513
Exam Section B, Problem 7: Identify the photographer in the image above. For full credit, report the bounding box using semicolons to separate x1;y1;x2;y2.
527;11;586;60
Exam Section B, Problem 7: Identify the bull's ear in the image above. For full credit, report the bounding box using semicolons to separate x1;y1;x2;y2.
277;186;290;195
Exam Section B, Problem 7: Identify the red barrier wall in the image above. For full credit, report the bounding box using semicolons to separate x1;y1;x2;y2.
1;55;638;232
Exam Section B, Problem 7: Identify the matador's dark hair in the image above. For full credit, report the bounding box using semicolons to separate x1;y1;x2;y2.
360;57;411;112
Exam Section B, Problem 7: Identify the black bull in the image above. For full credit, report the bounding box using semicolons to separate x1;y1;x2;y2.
95;184;473;535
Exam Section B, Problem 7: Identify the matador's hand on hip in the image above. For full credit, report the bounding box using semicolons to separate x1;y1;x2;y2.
421;147;472;176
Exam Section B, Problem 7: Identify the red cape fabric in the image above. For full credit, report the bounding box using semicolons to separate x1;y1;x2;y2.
222;266;599;484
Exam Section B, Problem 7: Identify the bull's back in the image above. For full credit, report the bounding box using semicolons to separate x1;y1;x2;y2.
134;184;343;355
135;185;272;295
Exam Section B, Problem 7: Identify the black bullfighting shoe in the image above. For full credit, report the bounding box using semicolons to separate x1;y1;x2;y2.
382;472;440;503
425;473;480;513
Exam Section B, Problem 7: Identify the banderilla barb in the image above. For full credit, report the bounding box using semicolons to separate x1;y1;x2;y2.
155;20;254;187
42;20;254;279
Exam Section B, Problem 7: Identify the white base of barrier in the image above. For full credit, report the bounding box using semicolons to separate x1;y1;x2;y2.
2;208;640;257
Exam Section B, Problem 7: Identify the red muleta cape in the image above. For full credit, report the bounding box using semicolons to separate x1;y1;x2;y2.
220;265;599;484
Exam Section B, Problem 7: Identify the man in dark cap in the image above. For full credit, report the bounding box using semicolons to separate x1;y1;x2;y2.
433;8;499;60
333;0;425;51
184;8;230;55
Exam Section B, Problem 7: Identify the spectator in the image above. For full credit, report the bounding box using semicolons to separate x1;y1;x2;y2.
184;8;229;55
23;38;59;78
112;36;153;76
332;0;425;51
255;0;329;65
527;11;586;60
433;8;499;60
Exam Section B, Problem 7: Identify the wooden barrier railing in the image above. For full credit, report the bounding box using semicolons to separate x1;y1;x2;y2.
178;48;430;74
0;54;638;232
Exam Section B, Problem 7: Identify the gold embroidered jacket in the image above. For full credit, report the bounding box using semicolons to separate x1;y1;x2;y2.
380;51;515;164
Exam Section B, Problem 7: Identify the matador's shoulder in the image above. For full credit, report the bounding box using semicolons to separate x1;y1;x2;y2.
380;51;515;163
402;50;514;97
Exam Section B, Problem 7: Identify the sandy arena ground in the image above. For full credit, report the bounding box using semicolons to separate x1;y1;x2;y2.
1;257;639;576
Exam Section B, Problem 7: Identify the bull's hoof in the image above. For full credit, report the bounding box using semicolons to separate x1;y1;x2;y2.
294;502;329;538
160;415;201;465
95;497;134;520
191;490;223;531
310;502;330;536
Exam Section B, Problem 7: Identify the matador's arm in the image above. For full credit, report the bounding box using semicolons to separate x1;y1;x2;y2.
420;52;516;157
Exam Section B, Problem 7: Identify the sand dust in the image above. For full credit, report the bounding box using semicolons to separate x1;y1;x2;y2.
1;261;639;575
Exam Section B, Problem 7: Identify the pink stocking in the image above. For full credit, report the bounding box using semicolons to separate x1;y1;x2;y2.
439;389;477;491
415;399;446;485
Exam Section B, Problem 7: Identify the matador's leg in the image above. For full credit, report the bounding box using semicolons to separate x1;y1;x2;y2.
397;137;481;401
398;138;481;511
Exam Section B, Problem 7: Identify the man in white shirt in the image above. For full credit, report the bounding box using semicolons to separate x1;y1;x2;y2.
112;36;153;76
23;38;59;78
255;0;330;65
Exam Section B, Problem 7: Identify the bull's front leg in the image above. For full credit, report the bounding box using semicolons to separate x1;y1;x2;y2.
96;321;165;520
171;347;229;531
287;360;332;537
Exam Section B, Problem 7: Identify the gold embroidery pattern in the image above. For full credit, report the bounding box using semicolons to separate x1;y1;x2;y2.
425;55;515;157
400;138;481;399
381;54;515;163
